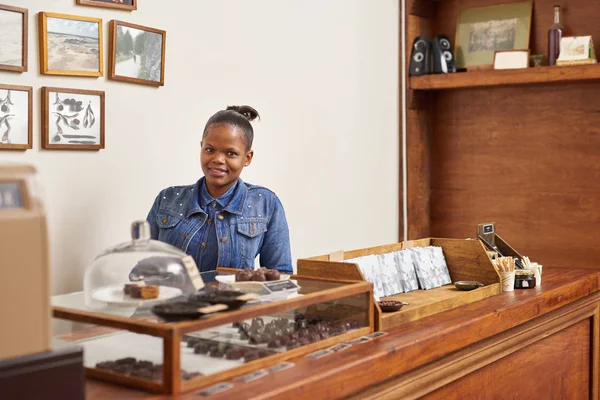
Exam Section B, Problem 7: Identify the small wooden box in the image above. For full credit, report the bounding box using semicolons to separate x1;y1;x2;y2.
297;238;501;331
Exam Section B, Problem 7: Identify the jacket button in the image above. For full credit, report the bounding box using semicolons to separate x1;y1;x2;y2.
161;217;168;224
217;214;224;220
221;237;228;243
207;218;212;224
201;242;207;248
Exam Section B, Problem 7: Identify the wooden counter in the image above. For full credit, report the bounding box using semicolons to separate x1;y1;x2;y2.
86;267;600;399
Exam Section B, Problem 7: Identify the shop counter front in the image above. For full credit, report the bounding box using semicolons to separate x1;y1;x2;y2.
85;267;600;399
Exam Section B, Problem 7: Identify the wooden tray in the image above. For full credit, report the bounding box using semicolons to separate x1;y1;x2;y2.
297;238;501;331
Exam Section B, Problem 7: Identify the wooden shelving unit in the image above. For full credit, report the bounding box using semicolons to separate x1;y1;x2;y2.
410;64;600;90
403;0;600;270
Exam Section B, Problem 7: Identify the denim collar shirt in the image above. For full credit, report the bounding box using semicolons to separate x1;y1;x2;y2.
146;177;293;274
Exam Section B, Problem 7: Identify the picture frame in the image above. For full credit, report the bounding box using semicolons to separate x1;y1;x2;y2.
109;20;166;87
41;87;105;151
38;12;103;77
0;4;28;73
494;49;530;70
76;0;137;11
0;84;32;150
455;1;532;69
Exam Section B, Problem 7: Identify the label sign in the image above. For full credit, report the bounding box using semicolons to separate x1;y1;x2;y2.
0;183;23;209
264;279;300;293
197;382;233;396
483;224;494;234
182;255;205;291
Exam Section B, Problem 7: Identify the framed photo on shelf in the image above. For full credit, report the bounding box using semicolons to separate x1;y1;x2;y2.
109;20;166;86
455;1;532;69
0;4;28;72
76;0;137;11
38;12;103;77
0;84;32;150
41;87;105;150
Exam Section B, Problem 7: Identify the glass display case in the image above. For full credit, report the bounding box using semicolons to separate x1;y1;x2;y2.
52;275;373;394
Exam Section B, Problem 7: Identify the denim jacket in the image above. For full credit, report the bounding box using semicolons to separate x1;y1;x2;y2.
146;178;293;274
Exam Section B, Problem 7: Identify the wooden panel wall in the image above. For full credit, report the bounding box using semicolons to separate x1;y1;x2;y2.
424;319;591;399
406;0;600;268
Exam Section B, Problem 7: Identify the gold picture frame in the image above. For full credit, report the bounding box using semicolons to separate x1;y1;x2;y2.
38;12;104;77
455;1;532;69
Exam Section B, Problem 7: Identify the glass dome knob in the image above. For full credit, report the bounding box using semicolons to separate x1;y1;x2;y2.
131;220;151;242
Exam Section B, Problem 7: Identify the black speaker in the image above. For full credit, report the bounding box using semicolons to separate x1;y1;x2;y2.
409;36;431;76
432;35;456;74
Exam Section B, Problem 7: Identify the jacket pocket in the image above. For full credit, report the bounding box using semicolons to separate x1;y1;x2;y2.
156;212;182;242
237;220;268;238
237;219;268;261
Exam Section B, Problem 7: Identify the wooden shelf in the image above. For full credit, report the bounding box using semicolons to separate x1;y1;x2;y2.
410;64;600;91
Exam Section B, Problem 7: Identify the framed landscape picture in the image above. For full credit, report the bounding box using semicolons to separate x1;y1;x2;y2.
42;87;105;150
0;4;28;72
109;20;166;86
77;0;137;11
0;84;32;150
38;12;103;77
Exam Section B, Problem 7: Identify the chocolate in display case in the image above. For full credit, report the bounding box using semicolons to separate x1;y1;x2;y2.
52;270;373;394
297;238;501;331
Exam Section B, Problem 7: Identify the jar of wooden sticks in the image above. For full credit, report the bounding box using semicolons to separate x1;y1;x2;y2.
494;257;516;292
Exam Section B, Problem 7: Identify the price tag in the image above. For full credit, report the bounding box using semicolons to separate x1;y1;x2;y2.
367;331;388;339
233;369;268;383
181;255;204;291
348;336;372;345
264;279;300;293
267;362;295;373
0;183;23;210
328;343;352;352
197;382;233;396
306;349;333;360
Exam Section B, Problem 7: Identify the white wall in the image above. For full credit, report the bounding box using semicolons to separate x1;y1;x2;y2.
1;0;399;295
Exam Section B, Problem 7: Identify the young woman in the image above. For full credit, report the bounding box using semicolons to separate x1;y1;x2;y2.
146;105;293;274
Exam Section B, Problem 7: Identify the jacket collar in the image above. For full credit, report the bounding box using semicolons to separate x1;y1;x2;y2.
186;177;247;218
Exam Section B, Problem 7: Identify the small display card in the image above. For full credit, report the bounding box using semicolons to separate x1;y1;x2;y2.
306;349;334;359
233;369;269;383
267;362;295;373
348;336;373;345
367;331;389;339
197;382;233;396
182;255;204;291
264;279;300;293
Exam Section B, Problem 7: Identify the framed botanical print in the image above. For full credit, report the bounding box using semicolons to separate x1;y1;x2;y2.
109;20;166;86
0;4;28;72
42;87;105;150
77;0;137;12
0;84;32;150
38;12;103;77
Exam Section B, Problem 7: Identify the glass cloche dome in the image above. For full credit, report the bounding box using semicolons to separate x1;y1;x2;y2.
84;220;200;309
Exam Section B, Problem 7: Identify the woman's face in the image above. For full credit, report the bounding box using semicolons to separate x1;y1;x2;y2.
201;123;253;198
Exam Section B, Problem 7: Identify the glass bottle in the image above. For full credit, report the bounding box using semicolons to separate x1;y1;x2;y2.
548;5;564;66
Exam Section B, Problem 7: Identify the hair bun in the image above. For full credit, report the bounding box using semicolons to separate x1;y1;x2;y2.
226;105;260;122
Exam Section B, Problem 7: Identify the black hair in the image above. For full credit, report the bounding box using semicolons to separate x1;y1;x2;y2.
203;105;260;150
